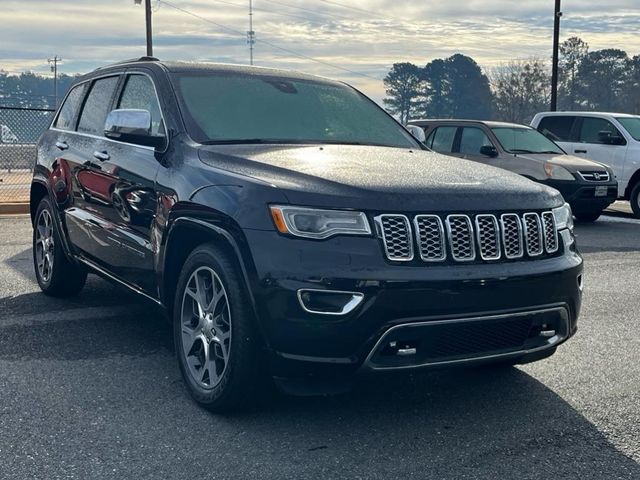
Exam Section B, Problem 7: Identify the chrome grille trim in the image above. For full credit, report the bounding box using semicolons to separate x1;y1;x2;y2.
541;212;559;253
523;213;544;257
414;215;446;262
500;214;524;259
577;171;610;182
374;214;414;261
475;214;501;261
446;215;476;262
377;212;558;263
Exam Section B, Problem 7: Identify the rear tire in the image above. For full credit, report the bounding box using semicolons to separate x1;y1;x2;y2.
32;196;87;297
574;211;601;223
630;182;640;218
173;243;269;412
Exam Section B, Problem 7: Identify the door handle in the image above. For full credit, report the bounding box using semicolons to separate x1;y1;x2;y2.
575;149;587;154
93;150;110;161
55;141;68;151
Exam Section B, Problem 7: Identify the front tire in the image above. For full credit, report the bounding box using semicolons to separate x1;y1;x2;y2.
173;243;268;412
630;182;640;218
32;196;87;297
574;211;602;223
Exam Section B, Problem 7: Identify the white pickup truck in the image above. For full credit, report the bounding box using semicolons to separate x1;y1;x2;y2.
531;112;640;217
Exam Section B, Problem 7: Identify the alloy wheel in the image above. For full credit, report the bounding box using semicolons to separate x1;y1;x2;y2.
35;209;55;282
180;266;232;389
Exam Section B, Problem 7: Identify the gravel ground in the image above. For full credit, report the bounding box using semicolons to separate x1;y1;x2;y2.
0;213;639;479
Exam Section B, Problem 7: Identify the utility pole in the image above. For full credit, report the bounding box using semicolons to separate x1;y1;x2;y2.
134;0;154;57
48;56;62;107
550;0;562;111
247;0;255;65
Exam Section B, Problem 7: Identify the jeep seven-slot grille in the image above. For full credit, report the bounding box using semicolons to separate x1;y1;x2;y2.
375;212;559;263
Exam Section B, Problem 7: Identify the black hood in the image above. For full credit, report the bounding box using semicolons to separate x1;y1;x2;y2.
198;144;564;212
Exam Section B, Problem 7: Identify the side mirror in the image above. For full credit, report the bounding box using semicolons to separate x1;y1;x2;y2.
104;109;164;148
480;145;499;158
406;125;426;143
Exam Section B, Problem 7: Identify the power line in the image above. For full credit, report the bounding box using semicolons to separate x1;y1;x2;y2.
316;0;407;23
207;0;318;23
260;0;355;21
158;0;380;80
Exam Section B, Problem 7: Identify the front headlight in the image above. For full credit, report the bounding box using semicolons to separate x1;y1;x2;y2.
553;203;574;231
269;205;371;239
544;163;575;181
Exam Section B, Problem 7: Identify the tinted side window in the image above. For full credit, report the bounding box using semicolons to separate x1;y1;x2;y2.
578;117;623;144
117;75;165;136
428;126;457;153
54;84;86;131
538;116;574;142
77;76;119;136
459;127;493;155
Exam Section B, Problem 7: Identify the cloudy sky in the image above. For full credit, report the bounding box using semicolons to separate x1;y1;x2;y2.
1;0;639;101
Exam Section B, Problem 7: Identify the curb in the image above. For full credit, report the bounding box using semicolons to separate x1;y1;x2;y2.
0;203;30;216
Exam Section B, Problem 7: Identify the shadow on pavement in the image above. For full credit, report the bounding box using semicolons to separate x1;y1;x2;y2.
1;278;638;478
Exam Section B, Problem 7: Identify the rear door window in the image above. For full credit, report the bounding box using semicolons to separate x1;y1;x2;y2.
578;117;624;144
427;126;457;153
459;127;493;155
538;116;575;142
77;76;120;136
54;84;86;131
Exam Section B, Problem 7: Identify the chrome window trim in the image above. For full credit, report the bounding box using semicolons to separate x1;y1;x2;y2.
445;214;476;262
374;214;414;262
413;214;446;262
523;212;544;257
475;214;501;261
50;70;168;153
500;214;524;260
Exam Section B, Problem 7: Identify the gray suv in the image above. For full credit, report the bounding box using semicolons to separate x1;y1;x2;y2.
409;120;617;222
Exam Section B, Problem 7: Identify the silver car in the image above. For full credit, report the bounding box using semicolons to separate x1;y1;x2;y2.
409;120;618;222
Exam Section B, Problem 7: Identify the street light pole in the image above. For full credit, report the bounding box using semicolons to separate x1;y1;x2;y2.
135;0;154;57
550;0;562;111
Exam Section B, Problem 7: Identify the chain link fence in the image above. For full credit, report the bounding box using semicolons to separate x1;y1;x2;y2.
0;106;55;204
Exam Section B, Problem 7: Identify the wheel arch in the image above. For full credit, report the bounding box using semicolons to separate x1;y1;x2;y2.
624;168;640;200
159;214;263;335
29;180;49;225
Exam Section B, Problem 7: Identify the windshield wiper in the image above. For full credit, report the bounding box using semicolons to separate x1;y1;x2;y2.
511;149;561;154
200;139;305;145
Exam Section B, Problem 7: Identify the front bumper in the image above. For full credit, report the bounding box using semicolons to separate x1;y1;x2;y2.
243;229;583;379
543;179;618;214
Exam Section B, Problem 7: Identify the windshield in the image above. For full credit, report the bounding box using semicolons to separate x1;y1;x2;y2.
616;117;640;141
492;127;564;155
172;72;418;149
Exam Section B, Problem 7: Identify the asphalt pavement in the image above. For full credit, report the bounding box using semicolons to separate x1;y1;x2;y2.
1;212;639;479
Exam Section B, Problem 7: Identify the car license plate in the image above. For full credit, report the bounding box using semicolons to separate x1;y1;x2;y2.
595;186;608;197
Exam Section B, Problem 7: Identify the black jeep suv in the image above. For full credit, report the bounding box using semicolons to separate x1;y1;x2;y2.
31;58;583;411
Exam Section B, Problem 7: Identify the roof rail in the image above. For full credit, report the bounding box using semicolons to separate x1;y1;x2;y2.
93;56;160;71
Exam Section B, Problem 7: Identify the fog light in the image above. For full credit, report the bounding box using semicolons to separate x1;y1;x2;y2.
577;274;584;293
297;289;364;315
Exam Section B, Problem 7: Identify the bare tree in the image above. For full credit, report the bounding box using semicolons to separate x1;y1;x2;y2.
491;59;550;124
